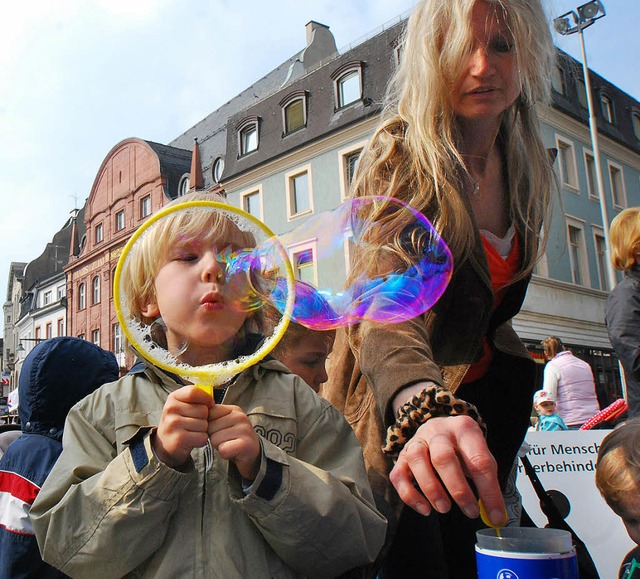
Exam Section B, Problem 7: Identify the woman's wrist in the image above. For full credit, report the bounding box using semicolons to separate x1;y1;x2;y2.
392;381;438;415
383;385;485;459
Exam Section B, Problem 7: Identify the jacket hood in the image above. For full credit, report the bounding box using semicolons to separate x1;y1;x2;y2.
18;337;119;439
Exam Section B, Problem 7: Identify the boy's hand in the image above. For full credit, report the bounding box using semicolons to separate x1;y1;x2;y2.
152;385;213;469
208;404;261;482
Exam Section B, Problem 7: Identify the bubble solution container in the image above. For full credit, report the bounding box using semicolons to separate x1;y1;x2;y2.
476;527;579;579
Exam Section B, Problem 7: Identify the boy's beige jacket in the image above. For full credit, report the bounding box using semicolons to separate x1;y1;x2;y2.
31;360;386;578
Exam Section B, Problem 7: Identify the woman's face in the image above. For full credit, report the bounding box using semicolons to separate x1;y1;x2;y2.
452;0;521;123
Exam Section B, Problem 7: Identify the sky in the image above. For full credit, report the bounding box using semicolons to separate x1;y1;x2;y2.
0;0;637;335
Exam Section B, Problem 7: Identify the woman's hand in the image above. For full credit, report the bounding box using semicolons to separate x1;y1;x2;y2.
389;415;506;526
152;385;213;469
208;404;261;482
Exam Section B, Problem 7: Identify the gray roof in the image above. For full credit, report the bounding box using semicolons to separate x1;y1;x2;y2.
168;50;304;189
144;140;192;200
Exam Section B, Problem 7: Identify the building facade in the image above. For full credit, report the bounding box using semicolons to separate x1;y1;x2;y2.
4;12;640;404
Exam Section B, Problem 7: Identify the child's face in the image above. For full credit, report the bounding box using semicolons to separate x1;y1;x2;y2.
141;236;249;366
278;330;336;392
617;494;640;545
536;401;556;416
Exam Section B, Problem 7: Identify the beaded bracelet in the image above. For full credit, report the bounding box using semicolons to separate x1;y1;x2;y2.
381;385;486;459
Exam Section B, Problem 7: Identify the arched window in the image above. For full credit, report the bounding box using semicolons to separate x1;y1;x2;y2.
92;275;100;305
237;117;260;156
78;283;86;310
178;174;190;196
280;91;308;135
600;93;614;123
212;157;225;183
633;111;640;141
331;62;364;109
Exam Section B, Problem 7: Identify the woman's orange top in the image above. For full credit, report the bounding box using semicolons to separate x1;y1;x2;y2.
461;231;522;384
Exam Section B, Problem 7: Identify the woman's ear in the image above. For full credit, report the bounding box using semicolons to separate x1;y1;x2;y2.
141;302;160;318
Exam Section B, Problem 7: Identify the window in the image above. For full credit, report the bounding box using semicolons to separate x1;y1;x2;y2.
113;323;125;367
115;210;125;231
344;151;361;188
179;175;190;197
286;166;313;219
576;78;588;108
551;66;565;95
237;117;259;156
57;284;65;300
43;291;52;306
600;94;614;123
57;318;64;337
92;275;100;305
113;323;124;354
633;112;640;141
35;328;41;341
289;244;317;286
241;189;262;220
78;283;86;310
331;62;363;109
567;221;589;286
281;92;307;135
95;223;103;244
393;40;403;67
212;157;225;183
584;152;598;200
46;323;52;339
338;141;367;200
91;329;100;345
609;163;626;208
140;196;151;218
557;137;578;189
594;231;609;291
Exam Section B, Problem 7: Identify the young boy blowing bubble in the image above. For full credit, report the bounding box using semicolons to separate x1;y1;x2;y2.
30;192;386;579
596;418;640;578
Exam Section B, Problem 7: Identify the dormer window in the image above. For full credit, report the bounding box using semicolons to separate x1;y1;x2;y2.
551;66;565;95
212;157;225;183
633;111;640;140
237;117;260;156
280;91;308;135
331;62;364;110
600;93;614;123
178;174;190;197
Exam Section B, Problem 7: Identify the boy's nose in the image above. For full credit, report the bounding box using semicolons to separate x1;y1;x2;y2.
201;252;224;283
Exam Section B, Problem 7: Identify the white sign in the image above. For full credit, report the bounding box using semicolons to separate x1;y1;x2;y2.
517;430;635;579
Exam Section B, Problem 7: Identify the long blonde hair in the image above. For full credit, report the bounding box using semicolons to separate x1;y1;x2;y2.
351;0;556;279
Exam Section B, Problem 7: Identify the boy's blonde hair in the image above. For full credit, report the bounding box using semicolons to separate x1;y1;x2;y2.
595;418;640;515
609;208;640;271
121;191;257;325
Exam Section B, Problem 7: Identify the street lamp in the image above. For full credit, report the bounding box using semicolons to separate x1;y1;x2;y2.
553;1;617;292
16;337;43;353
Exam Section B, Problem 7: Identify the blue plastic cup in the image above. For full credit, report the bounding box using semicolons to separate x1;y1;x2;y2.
476;527;578;579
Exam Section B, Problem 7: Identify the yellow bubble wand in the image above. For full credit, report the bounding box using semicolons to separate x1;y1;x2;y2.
113;200;295;395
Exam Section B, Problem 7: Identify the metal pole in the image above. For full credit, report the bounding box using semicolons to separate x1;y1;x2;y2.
578;26;618;291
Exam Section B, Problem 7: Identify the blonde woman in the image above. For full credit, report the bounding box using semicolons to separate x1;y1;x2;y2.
606;207;640;419
322;0;556;575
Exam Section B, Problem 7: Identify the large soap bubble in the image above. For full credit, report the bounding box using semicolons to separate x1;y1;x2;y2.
265;196;453;330
113;200;295;393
